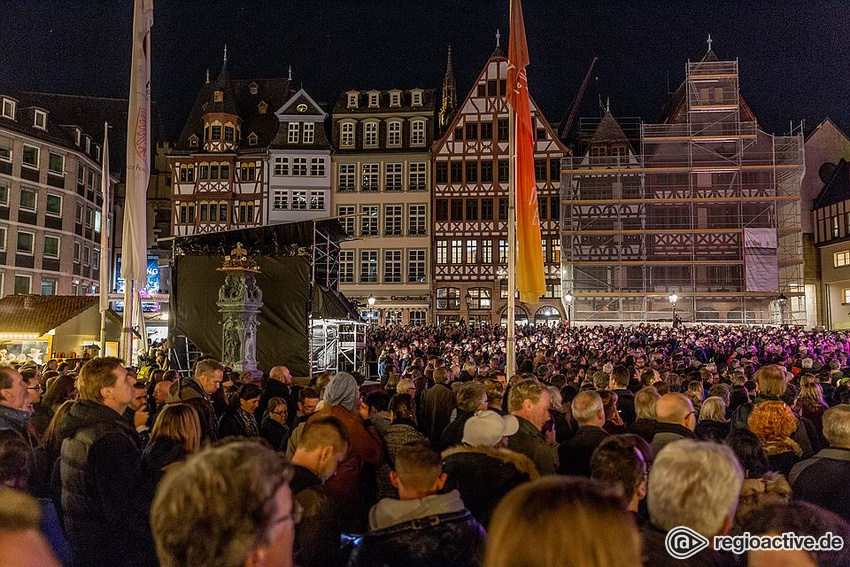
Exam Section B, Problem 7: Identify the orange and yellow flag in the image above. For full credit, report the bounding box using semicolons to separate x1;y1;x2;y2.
507;0;545;304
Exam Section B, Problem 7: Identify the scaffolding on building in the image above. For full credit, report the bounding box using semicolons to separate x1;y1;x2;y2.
561;58;806;325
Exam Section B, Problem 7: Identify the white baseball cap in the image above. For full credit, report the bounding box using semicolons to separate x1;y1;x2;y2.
462;410;520;447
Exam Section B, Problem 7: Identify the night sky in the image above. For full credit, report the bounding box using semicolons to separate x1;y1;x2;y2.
2;0;847;140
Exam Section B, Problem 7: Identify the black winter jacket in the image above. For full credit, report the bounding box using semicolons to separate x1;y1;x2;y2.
292;465;342;567
349;507;485;567
58;400;157;567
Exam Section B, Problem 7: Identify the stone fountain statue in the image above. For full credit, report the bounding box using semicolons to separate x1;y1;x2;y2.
216;242;263;380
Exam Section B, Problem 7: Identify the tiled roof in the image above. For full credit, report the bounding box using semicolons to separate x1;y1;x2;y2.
173;72;293;153
0;295;99;335
2;92;164;178
813;159;850;210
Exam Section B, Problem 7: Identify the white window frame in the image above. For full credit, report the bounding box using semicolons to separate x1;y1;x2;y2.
41;279;56;296
45;193;62;217
409;162;426;191
347;92;359;109
0;180;8;205
409;204;426;236
361;205;378;236
93;248;100;270
389;91;401;107
338;205;355;235
19;187;37;211
360;250;378;283
310;157;326;177
287;122;300;144
291;190;307;210
408;249;426;283
385;163;403;192
16;230;34;255
74;241;81;262
411;90;423;107
363;121;378;148
21;144;39;169
411;119;426;146
384;204;403;236
75;203;83;224
33;109;47;130
272;189;288;211
340;121;355;148
273;157;288;176
0;146;10;162
361;163;379;192
0;226;6;251
83;245;91;266
303;122;315;144
292;157;307;176
835;250;850;268
384;249;402;283
338;163;356;191
387;121;402;147
309;190;325;211
368;92;380;108
13;274;31;295
1;98;15;119
43;234;60;258
339;250;355;283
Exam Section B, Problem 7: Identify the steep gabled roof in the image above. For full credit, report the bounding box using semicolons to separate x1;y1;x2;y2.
813;158;850;210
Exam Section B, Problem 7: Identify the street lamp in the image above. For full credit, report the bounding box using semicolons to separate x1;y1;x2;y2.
564;292;574;326
669;292;678;327
367;294;376;307
777;293;788;325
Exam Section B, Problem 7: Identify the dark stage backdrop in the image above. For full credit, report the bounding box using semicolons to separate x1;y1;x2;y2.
172;255;311;377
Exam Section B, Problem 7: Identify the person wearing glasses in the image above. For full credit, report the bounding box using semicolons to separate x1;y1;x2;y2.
152;440;298;567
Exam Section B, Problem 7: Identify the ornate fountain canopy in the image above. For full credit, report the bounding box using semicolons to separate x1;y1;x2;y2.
217;242;261;273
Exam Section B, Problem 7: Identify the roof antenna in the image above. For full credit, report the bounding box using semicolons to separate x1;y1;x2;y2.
206;69;210;84
707;33;713;51
496;29;501;48
288;65;293;82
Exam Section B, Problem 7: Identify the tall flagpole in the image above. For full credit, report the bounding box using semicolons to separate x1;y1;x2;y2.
506;3;517;378
122;0;153;365
99;122;110;352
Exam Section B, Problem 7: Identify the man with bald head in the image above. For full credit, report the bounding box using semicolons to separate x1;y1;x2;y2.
259;365;297;428
650;393;697;456
559;390;609;476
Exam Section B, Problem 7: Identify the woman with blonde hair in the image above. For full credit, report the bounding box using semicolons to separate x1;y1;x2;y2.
695;396;730;442
143;403;202;482
484;476;641;567
796;382;828;442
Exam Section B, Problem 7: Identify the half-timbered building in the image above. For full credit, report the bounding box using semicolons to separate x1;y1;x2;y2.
431;44;568;326
169;51;292;236
561;42;805;324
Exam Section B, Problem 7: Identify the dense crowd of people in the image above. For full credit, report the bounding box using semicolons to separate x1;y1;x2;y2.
1;322;850;566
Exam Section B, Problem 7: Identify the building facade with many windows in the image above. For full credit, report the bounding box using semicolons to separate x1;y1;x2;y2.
169;55;293;236
331;88;436;325
561;45;805;324
268;87;331;224
0;92;111;297
432;47;567;326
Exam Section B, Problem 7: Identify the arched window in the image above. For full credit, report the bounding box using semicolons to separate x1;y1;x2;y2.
534;306;561;326
501;306;529;326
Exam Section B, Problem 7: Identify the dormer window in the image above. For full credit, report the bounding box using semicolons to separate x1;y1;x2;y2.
1;99;15;120
389;91;401;107
84;136;91;154
249;82;259;95
34;109;47;130
347;93;359;109
74;128;81;146
368;92;380;108
258;101;268;114
189;134;199;147
248;132;258;146
213;90;224;103
95;145;101;162
411;90;423;107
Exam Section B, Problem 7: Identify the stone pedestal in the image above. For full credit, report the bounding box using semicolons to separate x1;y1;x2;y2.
217;244;263;380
